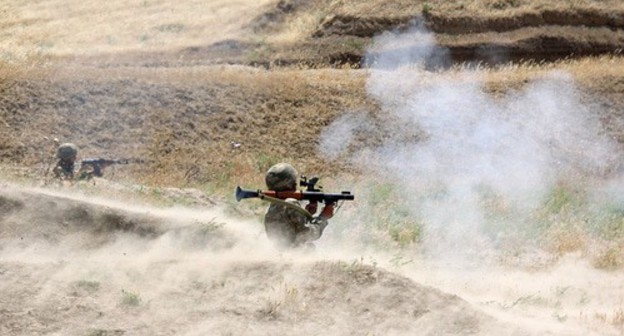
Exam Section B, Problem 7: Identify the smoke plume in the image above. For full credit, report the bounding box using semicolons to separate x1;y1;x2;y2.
320;24;621;263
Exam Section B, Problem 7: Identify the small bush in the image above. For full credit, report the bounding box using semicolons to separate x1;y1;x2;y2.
422;3;433;15
75;280;101;293
120;289;141;307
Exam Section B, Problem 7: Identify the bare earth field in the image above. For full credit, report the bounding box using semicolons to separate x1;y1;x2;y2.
1;0;624;335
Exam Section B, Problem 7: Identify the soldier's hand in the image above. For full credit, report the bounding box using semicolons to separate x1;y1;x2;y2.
305;201;318;215
319;203;335;220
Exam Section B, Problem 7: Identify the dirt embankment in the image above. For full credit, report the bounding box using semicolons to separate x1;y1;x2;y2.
311;8;624;67
71;5;624;69
0;186;525;335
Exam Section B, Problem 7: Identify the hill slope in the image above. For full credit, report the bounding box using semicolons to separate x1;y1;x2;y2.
1;1;624;335
0;185;524;336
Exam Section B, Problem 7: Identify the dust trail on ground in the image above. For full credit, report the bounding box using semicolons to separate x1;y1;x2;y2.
0;183;531;335
313;235;624;336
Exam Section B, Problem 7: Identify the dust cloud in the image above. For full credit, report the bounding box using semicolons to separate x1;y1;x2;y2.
318;24;624;335
321;23;620;261
0;184;274;335
0;183;528;335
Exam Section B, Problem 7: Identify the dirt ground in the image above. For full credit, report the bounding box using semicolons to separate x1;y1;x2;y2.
1;0;624;335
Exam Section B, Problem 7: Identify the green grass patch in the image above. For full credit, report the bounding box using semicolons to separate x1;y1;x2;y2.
120;289;141;307
74;280;101;293
343;180;424;248
591;205;624;240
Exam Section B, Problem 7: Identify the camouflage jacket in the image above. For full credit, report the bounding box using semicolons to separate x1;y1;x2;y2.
53;159;75;180
264;199;328;249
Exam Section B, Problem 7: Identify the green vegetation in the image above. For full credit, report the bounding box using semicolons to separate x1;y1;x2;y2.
188;218;227;247
120;289;141;307
74;280;101;293
1;0;623;274
349;181;436;248
422;3;433;15
343;38;367;52
592;204;624;240
328;177;623;270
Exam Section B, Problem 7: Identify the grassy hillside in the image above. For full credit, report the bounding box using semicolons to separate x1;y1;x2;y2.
1;0;623;270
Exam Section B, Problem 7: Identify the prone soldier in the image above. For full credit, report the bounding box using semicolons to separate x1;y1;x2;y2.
52;142;79;180
50;142;136;183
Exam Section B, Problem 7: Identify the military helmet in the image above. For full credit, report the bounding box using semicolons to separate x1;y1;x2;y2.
265;163;298;191
56;143;78;160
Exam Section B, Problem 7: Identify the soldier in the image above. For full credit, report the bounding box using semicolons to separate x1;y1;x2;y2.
52;143;79;180
263;163;334;249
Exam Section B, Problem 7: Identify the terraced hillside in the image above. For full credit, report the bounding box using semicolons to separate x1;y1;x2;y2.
1;0;624;186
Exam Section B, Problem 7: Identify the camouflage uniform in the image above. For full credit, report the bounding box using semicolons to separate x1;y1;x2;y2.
53;143;78;180
263;163;329;249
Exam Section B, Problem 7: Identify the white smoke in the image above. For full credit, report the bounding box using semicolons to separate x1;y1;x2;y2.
364;21;449;70
318;112;371;160
321;25;620;263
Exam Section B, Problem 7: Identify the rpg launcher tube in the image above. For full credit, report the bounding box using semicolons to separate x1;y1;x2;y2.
235;186;354;203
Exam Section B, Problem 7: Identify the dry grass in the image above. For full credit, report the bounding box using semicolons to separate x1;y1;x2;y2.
315;0;624;17
592;244;624;270
264;5;328;44
4;0;623;64
613;308;624;326
1;0;273;59
483;55;624;82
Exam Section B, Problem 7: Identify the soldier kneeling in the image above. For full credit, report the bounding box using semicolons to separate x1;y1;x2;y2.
263;163;334;250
